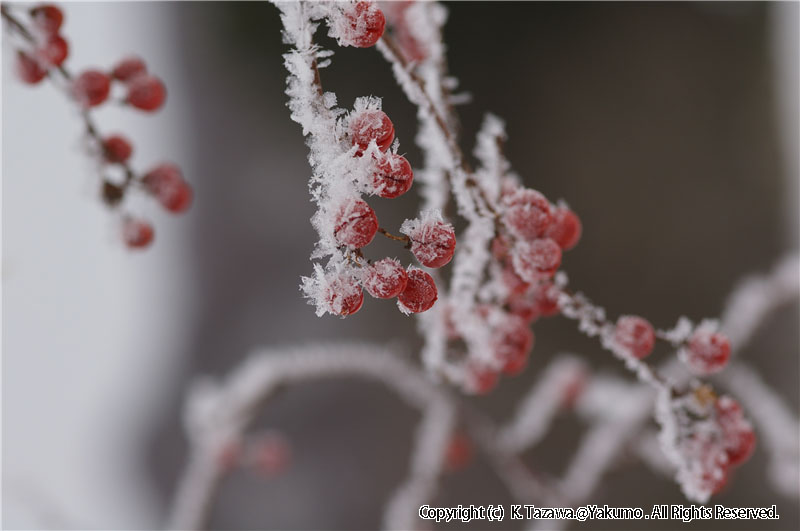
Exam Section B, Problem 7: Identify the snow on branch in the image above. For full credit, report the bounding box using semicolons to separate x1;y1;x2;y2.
261;0;798;518
169;343;457;530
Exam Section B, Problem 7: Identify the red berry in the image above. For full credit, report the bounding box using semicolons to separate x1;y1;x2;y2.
333;198;378;248
122;218;154;249
511;238;562;281
444;432;473;472
16;51;47;84
350;109;394;154
684;330;731;375
323;274;364;316
547;206;582;251
162;180;192;213
343;1;386;48
465;363;499;395
217;439;242;472
373;154;413;198
531;281;561;317
406;219;456;268
362;258;408;299
561;371;588;409
614;315;656;359
73;70;111;107
501;265;530;297
111;56;147;82
715;396;756;467
36;34;68;67
502;188;553;240
126;74;166;111
102;135;133;164
688;432;730;496
142;164;193;213
30;4;64;35
250;433;291;477
492;315;534;376
397;267;437;314
507;294;539;323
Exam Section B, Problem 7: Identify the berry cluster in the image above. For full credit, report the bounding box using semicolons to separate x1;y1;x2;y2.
673;391;756;500
611;315;731;376
452;183;582;394
319;106;455;317
3;3;190;250
14;4;67;82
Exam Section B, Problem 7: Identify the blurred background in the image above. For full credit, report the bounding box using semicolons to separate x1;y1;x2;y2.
2;1;798;529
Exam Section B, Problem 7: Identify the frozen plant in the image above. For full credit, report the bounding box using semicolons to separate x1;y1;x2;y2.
262;0;795;511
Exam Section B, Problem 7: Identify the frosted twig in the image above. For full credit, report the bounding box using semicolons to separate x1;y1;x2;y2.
718;363;800;497
498;355;588;454
168;344;573;530
720;252;800;350
168;344;458;530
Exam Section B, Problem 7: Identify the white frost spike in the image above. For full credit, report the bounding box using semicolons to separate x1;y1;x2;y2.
300;263;361;317
473;113;509;203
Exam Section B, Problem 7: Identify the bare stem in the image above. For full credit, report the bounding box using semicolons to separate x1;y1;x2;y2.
377;227;410;244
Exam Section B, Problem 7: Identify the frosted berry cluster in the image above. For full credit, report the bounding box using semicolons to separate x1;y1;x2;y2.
3;3;190;250
450;182;582;394
302;99;456;318
281;2;459;318
663;389;756;502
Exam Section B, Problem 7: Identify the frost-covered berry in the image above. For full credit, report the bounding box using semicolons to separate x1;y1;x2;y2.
111;56;147;82
362;258;408;299
531;281;561;317
341;1;386;48
683;330;731;375
507;294;539;323
16;51;47;84
501;265;529;298
511;238;562;281
503;188;553;240
372;154;413;198
614;315;655;359
36;34;68;67
444;432;473;472
685;432;730;497
323;274;364;316
126;74;166;111
715;396;756;467
142;163;193;213
122;218;154;249
397;267;437;314
73;70;111;107
402;215;456;268
492;315;535;376
30;4;64;35
350;109;394;154
102;135;133;164
333;198;378;248
547;206;582;251
465;364;499;395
